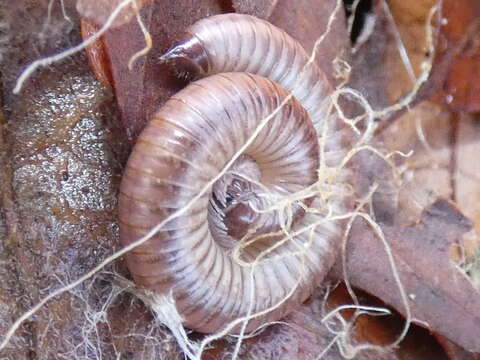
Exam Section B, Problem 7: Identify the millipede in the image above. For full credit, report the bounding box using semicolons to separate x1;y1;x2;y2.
118;14;347;334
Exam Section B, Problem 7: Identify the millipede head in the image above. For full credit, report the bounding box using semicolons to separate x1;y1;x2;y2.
160;34;210;80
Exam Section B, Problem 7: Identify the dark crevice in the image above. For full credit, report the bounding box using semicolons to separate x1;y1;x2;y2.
343;0;374;44
217;0;235;13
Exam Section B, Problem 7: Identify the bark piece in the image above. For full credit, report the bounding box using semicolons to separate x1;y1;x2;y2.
440;0;480;112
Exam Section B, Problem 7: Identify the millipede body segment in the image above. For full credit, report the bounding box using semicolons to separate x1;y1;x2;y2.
161;13;332;130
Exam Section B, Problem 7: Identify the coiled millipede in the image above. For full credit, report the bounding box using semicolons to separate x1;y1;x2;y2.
118;14;346;334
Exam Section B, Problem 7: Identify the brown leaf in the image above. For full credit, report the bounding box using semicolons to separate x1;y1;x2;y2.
381;102;455;226
393;0;480;114
268;0;350;86
327;284;449;360
332;199;480;353
232;0;279;19
371;0;479;132
76;0;153;28
98;0;226;140
436;334;480;360
440;0;480;112
453;114;480;263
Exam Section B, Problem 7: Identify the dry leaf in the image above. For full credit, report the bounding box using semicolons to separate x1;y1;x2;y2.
232;0;279;19
76;0;153;28
440;0;480;112
332;199;480;353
